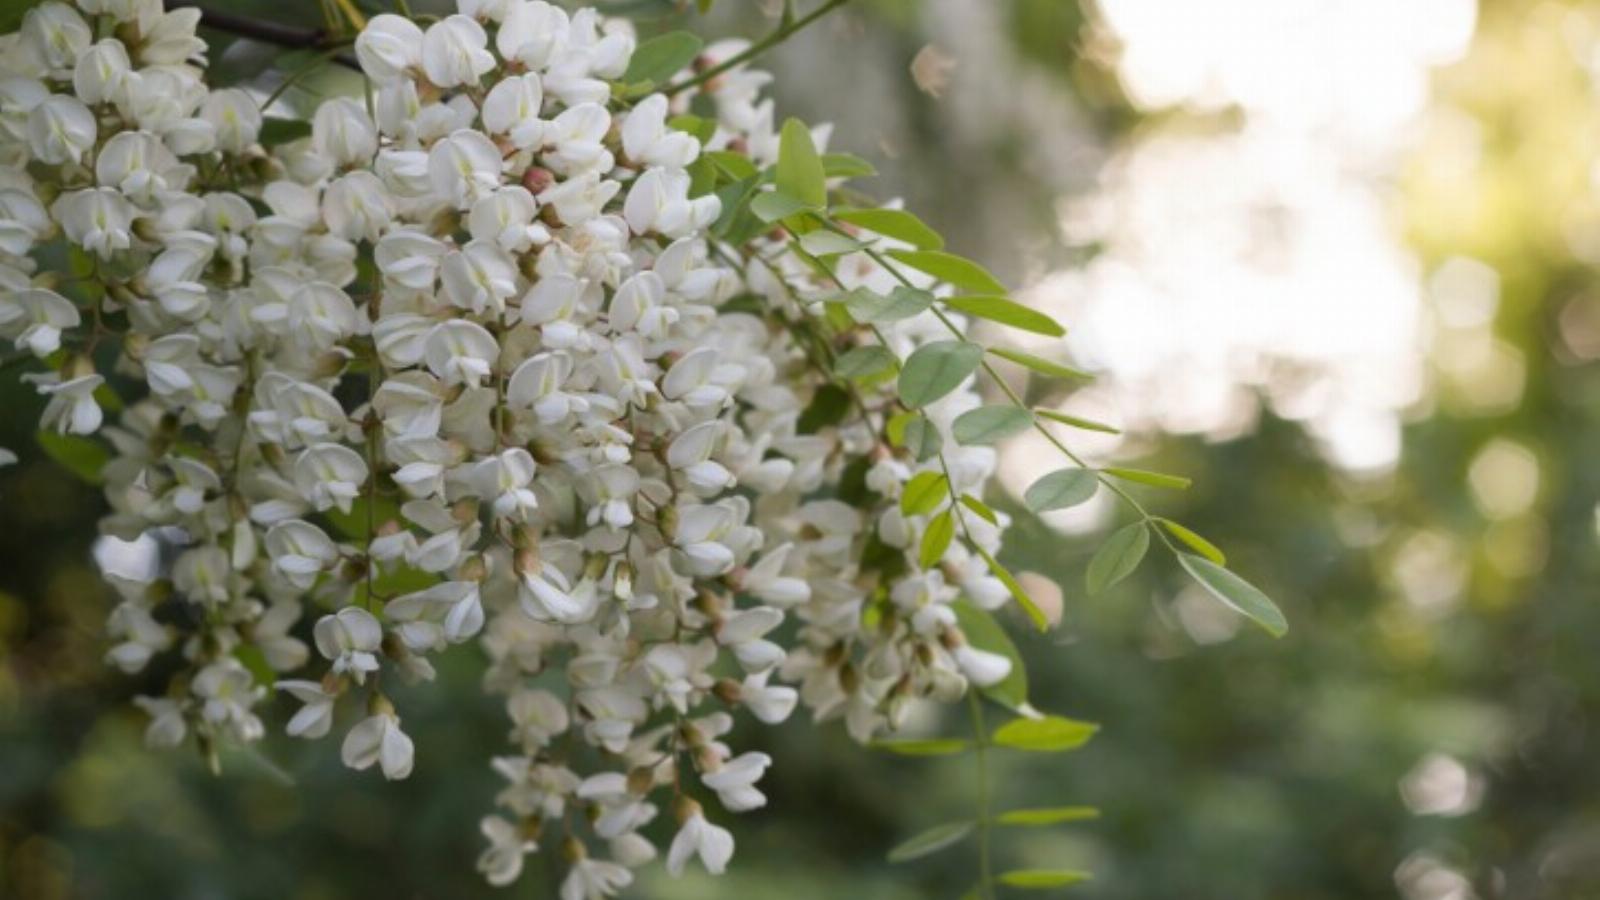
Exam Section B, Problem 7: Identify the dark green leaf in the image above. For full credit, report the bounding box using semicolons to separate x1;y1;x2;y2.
797;384;852;433
1177;554;1288;637
887;821;974;864
834;345;899;381
1086;522;1149;595
832;208;944;250
259;117;311;146
36;432;109;485
901;415;943;462
705;150;759;181
1024;468;1098;513
992;715;1099;752
944;295;1065;337
621;31;703;86
777;117;827;208
899;340;983;407
901;471;950;517
887;250;1007;294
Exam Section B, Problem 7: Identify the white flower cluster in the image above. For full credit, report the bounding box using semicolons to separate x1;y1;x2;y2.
0;0;1019;892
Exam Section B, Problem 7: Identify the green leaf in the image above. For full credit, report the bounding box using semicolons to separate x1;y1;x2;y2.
667;113;716;144
872;738;972;757
834;345;898;381
901;415;943;462
920;509;956;569
1024;468;1098;513
821;152;877;179
988;347;1091;381
960;494;998;525
887;250;1007;294
324;495;400;542
797;384;851;433
999;869;1093;889
1158;518;1226;565
258;117;311;147
705;150;759;181
777;117;828;208
1086;522;1149;595
352;566;442;608
832;208;944;250
799;229;867;257
900;471;950;517
1104;467;1191;490
943;295;1065;338
992;715;1099;752
898;340;983;407
952;405;1033;446
952;599;1028;711
887;821;974;864
997;806;1100;826
232;643;277;688
749;190;813;223
36;432;109;485
843;286;933;323
621;31;703;87
1037;409;1121;435
975;546;1048;631
1177;554;1288;638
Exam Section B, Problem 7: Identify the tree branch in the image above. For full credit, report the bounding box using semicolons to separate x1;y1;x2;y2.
165;1;360;68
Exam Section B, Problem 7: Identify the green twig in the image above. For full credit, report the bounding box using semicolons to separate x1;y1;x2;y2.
664;0;854;97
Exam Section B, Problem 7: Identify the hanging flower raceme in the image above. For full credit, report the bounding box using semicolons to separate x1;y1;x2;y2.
0;0;1289;890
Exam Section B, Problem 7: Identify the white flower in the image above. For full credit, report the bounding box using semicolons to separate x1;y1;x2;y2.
20;3;90;75
953;644;1013;687
193;658;266;742
666;803;735;876
0;289;79;358
469;187;546;252
701;751;772;812
375;230;448;291
314;607;384;682
312;97;378;167
559;856;632;900
473;448;539;520
542;103;613;176
622;95;699;169
441;240;519;316
138;6;205;66
738;670;799;724
201;88;262;152
277;679;337;739
483;73;547;148
356;13;424;83
421;15;495;89
424;319;500;387
506;688;569;749
96;131;184;203
73;38;131;105
32;372;104;435
265;519;339;590
293;443;368;514
342;712;415;780
28;95;96;165
133;696;188;749
497;1;569;70
52;188;135;258
624;168;721;239
322;171;394;242
478;816;537;887
428;128;504;208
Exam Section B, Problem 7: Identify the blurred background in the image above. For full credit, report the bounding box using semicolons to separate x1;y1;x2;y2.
3;0;1599;897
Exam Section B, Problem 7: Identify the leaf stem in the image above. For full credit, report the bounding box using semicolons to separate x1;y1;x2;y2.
664;0;853;96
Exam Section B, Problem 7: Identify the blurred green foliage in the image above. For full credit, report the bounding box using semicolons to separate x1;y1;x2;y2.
4;0;1599;898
